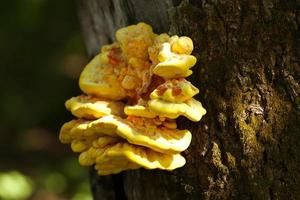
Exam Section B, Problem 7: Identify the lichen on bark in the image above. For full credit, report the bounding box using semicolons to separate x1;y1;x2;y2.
170;1;300;199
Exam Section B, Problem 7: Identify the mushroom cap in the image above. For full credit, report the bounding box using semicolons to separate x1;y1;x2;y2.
153;43;196;78
116;22;155;60
79;147;106;166
71;139;93;152
95;142;186;175
78;136;122;166
148;33;170;64
148;98;207;122
169;36;194;55
60;119;118;141
59;120;79;143
124;104;157;118
150;79;199;102
125;98;206;122
92;136;122;149
60;115;192;154
79;53;127;100
65;95;125;119
76;137;186;175
109;116;192;154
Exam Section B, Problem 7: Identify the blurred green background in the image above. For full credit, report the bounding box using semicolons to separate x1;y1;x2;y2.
0;0;92;199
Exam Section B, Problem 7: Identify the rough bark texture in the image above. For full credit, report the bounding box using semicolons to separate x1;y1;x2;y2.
77;0;300;199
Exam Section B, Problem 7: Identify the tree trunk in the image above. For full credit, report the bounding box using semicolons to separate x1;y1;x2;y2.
77;0;300;199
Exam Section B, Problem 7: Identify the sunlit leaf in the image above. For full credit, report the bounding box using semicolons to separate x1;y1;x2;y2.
0;171;34;200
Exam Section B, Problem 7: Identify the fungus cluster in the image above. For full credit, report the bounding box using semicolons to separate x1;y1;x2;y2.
59;23;206;175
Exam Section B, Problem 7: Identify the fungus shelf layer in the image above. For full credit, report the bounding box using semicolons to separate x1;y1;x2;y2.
59;22;206;175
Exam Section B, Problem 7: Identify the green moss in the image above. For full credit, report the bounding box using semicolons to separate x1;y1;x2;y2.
225;152;236;169
211;142;229;174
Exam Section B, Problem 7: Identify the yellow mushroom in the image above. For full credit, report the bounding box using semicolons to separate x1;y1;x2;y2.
148;33;170;65
77;137;186;174
59;120;79;144
79;147;106;166
169;36;194;55
116;22;155;60
112;116;191;154
95;142;186;175
148;98;207;122
125;98;206;122
100;42;120;54
124;99;157;118
150;79;199;102
65;95;125;119
92;136;122;148
79;53;127;100
61;115;191;154
71;139;93;152
60;119;118;141
153;43;197;78
124;105;157;118
79;136;122;166
163;120;177;129
60;22;206;175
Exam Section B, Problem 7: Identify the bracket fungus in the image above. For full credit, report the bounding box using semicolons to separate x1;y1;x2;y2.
59;22;206;175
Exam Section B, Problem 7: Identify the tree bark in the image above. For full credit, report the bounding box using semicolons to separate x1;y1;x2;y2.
77;0;300;199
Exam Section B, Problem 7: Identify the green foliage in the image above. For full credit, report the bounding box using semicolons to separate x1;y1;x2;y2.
0;171;34;200
0;0;90;199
